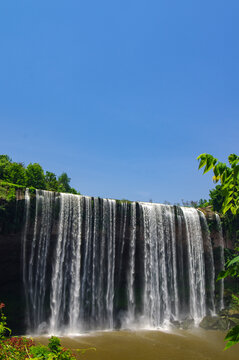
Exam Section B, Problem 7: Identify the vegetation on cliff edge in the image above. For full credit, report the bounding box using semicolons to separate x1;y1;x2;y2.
0;154;80;195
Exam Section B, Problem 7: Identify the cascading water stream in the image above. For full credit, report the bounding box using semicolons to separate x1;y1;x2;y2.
23;190;55;331
22;190;220;334
127;202;136;321
182;207;206;322
141;203;171;326
50;193;82;333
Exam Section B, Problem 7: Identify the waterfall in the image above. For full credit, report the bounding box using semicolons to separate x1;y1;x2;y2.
141;203;173;326
50;193;82;333
22;190;219;334
182;207;206;322
23;190;55;332
127;202;136;321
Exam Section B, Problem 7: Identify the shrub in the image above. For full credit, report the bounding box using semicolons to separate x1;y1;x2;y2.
0;303;77;359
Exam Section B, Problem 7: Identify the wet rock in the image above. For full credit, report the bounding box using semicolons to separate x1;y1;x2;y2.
181;318;194;330
171;320;181;328
199;315;230;330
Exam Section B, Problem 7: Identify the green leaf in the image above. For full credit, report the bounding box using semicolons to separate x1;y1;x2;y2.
228;256;239;267
203;157;214;174
217;162;227;176
197;153;206;161
222;202;232;214
224;196;233;205
231;160;239;168
222;171;228;184
217;269;229;280
224;340;238;350
224;325;239;341
213;166;218;177
228;154;239;164
234;165;239;179
198;158;207;170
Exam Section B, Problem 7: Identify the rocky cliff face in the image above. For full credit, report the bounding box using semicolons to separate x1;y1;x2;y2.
0;197;26;334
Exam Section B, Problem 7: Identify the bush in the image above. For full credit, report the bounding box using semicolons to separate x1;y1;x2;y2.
0;337;35;359
0;303;77;359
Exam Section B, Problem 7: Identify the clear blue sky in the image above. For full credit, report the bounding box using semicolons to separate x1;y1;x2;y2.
0;0;238;203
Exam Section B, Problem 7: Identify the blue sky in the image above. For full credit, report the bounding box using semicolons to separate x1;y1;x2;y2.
0;0;238;203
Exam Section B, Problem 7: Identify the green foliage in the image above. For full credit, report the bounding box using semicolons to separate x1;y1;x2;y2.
3;162;26;186
0;180;25;189
0;336;35;359
208;185;225;212
231;294;239;308
58;172;71;193
198;153;239;349
0;336;78;360
30;336;77;359
116;199;132;204
70;187;80;195
26;163;46;189
0;181;26;202
218;248;239;281
45;171;59;192
0;305;94;359
48;336;61;352
224;325;239;350
0;155;81;195
0;303;11;339
197;153;239;215
216;248;239;349
0;155;11;179
29;343;52;358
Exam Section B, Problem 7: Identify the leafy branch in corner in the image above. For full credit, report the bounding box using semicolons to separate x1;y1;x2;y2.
197;153;239;215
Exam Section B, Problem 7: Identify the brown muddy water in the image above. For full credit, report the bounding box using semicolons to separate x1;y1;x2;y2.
35;329;239;360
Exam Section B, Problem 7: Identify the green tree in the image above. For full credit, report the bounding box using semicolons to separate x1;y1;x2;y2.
3;162;26;186
45;171;58;192
58;172;71;193
69;187;80;195
197;153;239;349
0;154;81;194
0;155;11;179
208;185;225;213
26;163;46;189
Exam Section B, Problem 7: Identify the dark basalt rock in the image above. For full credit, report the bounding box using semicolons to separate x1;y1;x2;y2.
199;315;233;331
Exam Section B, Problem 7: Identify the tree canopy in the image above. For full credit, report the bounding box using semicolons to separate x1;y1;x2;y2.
26;163;46;189
0;154;80;195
